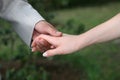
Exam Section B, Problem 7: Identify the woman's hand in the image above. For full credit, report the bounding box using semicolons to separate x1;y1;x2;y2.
33;34;87;57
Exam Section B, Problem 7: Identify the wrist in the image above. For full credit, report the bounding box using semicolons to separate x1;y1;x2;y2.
77;33;94;50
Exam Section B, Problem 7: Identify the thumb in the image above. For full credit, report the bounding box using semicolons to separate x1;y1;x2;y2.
43;48;61;57
47;25;62;37
35;21;62;37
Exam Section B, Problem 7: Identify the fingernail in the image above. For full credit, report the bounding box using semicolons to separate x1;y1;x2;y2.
51;46;55;49
32;48;34;52
43;52;48;57
56;32;62;36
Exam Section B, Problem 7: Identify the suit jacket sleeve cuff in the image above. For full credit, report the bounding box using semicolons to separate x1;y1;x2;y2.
0;0;45;47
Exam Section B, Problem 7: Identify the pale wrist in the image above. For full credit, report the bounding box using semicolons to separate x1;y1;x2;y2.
77;33;94;49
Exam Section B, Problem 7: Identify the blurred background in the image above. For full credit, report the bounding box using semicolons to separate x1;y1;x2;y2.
0;0;120;80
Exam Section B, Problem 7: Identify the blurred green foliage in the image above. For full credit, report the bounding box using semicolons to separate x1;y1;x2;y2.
29;0;120;10
0;0;120;80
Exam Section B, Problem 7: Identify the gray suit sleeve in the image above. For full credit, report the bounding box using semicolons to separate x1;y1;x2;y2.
0;0;45;47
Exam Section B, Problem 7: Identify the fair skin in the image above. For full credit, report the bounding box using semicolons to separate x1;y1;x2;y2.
32;13;120;57
32;20;62;52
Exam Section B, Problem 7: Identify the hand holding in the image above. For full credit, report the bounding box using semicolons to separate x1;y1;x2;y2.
31;21;62;52
33;34;87;57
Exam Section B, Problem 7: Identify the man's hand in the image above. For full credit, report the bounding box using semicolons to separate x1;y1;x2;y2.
31;20;62;52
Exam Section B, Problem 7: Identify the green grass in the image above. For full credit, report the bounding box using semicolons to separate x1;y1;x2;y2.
53;2;120;80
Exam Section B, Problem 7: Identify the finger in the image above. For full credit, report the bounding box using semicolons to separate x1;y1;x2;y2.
36;45;45;53
31;31;40;47
36;40;47;53
37;38;51;52
32;47;37;52
32;30;40;40
43;21;62;37
38;38;51;50
32;37;51;52
50;45;55;49
31;40;36;48
39;34;57;45
31;38;37;47
35;21;62;37
47;26;62;37
42;48;62;57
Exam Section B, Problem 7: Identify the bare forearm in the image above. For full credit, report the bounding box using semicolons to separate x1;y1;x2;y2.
78;13;120;48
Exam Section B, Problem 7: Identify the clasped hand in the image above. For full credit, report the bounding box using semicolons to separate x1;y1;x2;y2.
31;21;88;57
31;33;86;57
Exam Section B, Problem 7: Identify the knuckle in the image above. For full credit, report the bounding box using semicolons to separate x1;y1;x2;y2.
58;50;65;55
